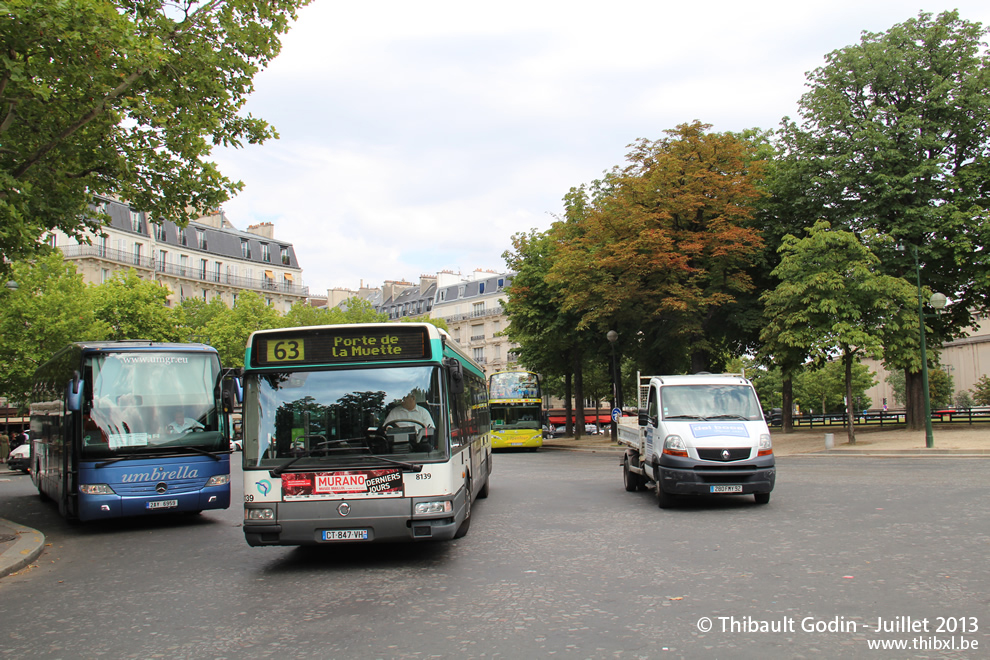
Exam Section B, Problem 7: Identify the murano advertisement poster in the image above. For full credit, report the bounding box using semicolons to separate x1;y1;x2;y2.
282;469;403;500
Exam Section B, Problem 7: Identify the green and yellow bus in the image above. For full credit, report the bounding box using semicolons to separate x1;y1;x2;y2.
488;370;543;451
239;323;492;545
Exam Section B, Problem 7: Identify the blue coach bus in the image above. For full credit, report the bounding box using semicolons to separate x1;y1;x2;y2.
29;341;235;521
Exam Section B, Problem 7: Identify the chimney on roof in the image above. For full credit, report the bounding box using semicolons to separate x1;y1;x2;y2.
246;222;275;239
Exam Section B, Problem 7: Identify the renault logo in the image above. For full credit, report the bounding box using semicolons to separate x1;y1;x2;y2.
337;502;350;517
721;450;731;460
156;482;168;494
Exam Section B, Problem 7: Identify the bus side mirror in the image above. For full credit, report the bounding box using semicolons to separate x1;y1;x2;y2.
222;376;242;413
67;372;84;412
445;358;464;395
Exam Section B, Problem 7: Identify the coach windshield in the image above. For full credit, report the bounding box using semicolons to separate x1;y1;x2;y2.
81;351;223;458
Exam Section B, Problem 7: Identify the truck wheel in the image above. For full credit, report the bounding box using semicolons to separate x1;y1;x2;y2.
754;492;770;504
656;483;675;509
622;456;641;492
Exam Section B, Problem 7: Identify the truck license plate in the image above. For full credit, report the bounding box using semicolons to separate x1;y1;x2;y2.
710;485;743;493
147;499;178;509
322;529;369;541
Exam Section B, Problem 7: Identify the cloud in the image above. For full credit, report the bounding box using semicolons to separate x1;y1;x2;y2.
213;0;990;295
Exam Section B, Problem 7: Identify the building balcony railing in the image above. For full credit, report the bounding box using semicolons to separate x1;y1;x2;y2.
439;305;505;324
61;244;309;297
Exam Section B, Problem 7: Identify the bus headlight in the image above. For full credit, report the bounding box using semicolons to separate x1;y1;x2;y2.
79;484;116;495
246;508;275;520
415;500;453;515
206;474;231;487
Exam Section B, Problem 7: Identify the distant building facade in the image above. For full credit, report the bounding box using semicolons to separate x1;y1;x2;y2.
52;196;307;311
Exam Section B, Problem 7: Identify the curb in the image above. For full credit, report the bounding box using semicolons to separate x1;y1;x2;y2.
0;518;45;579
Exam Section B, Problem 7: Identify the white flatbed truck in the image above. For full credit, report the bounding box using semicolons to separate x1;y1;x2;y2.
617;374;775;508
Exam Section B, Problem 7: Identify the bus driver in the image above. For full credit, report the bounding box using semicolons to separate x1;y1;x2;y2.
383;393;434;447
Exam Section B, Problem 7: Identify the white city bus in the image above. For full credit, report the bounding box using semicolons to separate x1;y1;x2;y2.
239;323;492;545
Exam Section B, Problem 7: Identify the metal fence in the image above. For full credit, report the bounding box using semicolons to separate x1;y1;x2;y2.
767;408;990;429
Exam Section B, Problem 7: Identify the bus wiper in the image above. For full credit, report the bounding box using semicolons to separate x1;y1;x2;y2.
355;452;423;472
173;445;223;461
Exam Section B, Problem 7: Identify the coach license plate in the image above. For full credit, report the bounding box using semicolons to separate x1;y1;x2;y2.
710;485;743;493
322;529;369;541
147;499;178;509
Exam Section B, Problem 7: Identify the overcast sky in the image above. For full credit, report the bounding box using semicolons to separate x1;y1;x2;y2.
212;1;990;296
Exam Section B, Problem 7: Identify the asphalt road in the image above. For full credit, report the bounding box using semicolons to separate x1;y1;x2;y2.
1;451;988;659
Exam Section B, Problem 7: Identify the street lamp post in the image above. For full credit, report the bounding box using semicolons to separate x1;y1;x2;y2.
607;330;619;443
912;246;947;448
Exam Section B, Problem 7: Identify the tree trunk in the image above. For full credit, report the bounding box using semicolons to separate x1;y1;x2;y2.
844;350;856;445
564;370;573;437
905;369;924;431
782;376;793;434
572;350;584;438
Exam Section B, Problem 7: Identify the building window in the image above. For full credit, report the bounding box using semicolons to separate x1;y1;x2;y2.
158;250;167;272
241;240;250;259
101;269;110;283
473;302;485;316
130;211;142;233
154;224;164;241
498;278;504;289
180;254;188;276
180;230;188;246
213;262;221;282
197;229;207;250
200;258;208;280
281;247;289;265
479;282;485;294
133;242;142;265
98;235;108;256
473;347;485;363
471;324;484;341
261;243;271;262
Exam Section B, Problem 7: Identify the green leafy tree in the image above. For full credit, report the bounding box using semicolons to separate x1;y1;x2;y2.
0;253;106;407
775;10;990;429
973;376;990;406
761;222;915;443
202;291;282;368
175;297;231;342
91;270;180;341
885;361;954;409
793;360;875;415
0;0;311;268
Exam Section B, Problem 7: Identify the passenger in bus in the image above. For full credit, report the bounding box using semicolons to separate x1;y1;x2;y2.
383;392;434;449
166;408;205;435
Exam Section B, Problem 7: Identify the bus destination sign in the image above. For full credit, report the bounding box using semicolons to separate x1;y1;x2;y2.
253;326;431;366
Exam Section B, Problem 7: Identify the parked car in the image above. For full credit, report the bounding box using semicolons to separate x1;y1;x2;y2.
7;444;30;473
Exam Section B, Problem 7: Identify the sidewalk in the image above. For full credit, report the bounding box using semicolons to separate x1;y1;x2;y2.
0;515;45;579
542;424;990;456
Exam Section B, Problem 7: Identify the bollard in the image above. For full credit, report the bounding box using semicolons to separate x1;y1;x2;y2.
824;433;834;450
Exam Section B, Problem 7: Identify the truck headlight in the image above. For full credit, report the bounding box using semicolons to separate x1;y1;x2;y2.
662;435;688;458
758;434;773;457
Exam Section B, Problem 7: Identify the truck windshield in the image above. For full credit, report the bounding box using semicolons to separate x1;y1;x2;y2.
243;366;446;469
82;352;223;458
661;384;763;421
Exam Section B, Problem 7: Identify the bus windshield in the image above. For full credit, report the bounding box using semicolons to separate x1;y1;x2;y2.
83;352;222;458
243;365;446;469
661;384;764;421
491;403;542;430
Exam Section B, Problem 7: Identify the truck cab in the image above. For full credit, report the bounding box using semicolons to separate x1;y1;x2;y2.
619;374;775;507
